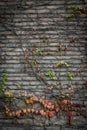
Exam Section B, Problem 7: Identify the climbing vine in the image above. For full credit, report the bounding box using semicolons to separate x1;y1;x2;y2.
0;1;87;128
67;5;87;18
1;45;87;125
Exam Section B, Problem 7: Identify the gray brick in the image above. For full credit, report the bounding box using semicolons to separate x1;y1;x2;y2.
46;126;60;130
33;127;44;130
3;127;24;130
84;101;87;106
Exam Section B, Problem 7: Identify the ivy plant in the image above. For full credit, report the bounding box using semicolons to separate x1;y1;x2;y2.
30;60;35;67
0;73;8;91
60;93;66;99
56;61;69;67
35;48;43;55
67;5;83;19
67;13;74;18
46;70;55;80
67;72;74;80
0;73;16;103
71;5;79;11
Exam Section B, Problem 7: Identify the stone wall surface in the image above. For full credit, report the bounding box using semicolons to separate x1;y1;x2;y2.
0;0;87;130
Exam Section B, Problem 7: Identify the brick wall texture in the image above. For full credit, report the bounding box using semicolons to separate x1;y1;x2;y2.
0;0;87;130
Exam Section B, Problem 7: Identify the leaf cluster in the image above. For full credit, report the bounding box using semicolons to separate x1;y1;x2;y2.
0;73;8;91
46;70;55;80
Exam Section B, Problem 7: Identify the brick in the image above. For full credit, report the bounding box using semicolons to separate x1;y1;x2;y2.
64;128;79;130
84;101;87;106
33;127;44;130
18;119;33;124
46;126;60;130
3;127;24;130
62;128;75;130
79;128;87;130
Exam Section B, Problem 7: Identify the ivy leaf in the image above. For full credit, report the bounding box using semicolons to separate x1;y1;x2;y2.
85;79;87;84
56;61;69;67
0;72;8;91
68;111;73;124
35;48;43;55
67;14;74;18
60;94;65;99
76;10;83;15
3;73;8;78
30;60;35;67
4;90;13;97
65;63;69;67
67;72;74;80
16;83;21;89
46;70;55;80
56;61;65;67
71;5;79;11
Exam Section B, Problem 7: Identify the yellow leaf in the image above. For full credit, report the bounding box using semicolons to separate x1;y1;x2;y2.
4;90;13;97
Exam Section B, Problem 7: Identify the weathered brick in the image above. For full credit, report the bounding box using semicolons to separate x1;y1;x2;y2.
3;127;24;130
33;127;44;130
84;101;87;106
46;126;60;130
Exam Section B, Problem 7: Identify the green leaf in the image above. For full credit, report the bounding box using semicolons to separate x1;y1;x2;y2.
35;48;43;55
56;61;69;67
76;10;83;15
56;61;64;67
60;95;65;99
67;72;74;80
65;63;69;67
46;70;55;80
67;13;74;18
30;61;35;67
0;72;8;91
16;83;21;89
71;5;79;11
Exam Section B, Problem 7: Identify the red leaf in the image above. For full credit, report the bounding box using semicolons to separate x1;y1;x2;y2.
85;79;87;84
68;111;73;124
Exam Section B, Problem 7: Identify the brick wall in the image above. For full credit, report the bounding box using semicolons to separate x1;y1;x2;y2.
0;0;87;130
